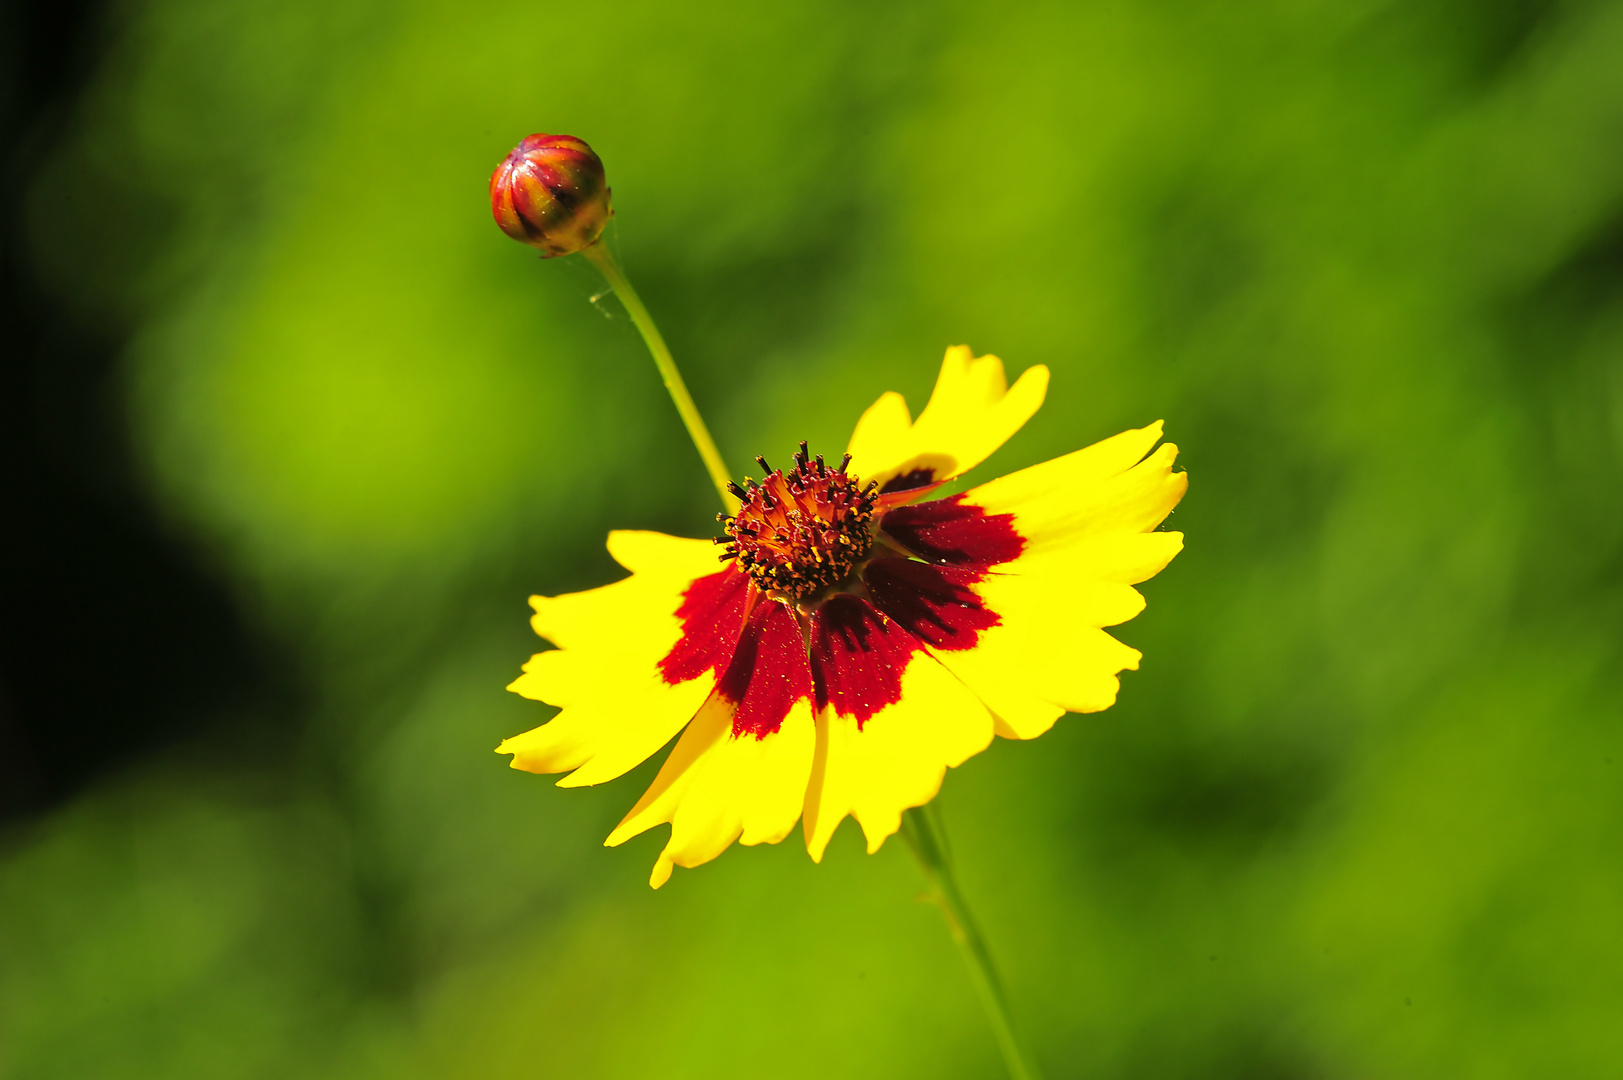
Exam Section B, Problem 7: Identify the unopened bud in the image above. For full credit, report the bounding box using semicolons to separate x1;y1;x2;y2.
490;134;612;257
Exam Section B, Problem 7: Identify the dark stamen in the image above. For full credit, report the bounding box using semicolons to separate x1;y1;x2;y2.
713;439;877;601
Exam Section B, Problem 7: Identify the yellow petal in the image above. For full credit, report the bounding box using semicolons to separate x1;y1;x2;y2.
845;345;1048;493
497;530;735;788
604;528;720;578
963;423;1187;557
498;666;714;787
913;425;1187;738
527;530;719;652
923;568;1152;740
802;649;993;862
606;694;816;888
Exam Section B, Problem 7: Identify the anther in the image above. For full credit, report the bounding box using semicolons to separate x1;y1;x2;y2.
718;440;877;600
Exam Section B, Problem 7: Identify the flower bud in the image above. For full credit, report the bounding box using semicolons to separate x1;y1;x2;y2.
490;134;612;257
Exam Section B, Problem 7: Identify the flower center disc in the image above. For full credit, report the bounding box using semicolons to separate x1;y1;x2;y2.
718;442;878;602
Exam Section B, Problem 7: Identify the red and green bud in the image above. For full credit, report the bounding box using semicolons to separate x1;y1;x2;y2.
490;134;612;257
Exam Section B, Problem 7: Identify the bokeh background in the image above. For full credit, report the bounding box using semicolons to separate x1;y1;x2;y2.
4;0;1623;1076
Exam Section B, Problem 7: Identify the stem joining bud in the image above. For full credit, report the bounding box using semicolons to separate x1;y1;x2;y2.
490;134;612;257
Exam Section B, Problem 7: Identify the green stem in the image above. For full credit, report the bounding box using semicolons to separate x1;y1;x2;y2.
583;241;739;514
900;805;1043;1080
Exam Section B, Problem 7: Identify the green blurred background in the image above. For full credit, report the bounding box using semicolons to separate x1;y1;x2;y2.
4;0;1623;1076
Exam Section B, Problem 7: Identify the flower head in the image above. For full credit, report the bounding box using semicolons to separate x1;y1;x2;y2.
490;133;612;256
500;347;1187;887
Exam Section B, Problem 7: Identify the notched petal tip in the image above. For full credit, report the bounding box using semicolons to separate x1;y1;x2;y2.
499;742;557;774
553;770;600;788
504;660;551;700
861;813;903;855
989;700;1065;741
803;816;836;864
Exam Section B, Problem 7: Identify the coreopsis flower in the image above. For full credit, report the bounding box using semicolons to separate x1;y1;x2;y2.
490;134;612;257
500;346;1187;887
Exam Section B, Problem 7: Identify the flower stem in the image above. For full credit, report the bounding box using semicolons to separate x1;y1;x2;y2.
582;241;740;514
900;805;1043;1080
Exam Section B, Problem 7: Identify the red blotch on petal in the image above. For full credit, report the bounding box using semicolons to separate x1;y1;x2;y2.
879;494;1025;568
658;565;752;686
862;558;999;652
718;600;814;739
809;594;922;726
878;468;937;494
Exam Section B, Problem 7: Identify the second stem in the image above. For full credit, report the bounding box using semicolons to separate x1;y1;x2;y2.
901;805;1043;1080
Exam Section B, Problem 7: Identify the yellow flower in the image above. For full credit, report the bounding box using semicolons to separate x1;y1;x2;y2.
499;347;1188;887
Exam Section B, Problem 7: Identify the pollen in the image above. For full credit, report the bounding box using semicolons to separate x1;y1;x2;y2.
716;441;878;601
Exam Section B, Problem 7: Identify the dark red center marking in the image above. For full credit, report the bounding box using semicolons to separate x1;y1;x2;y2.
862;557;1000;651
878;493;1025;568
809;594;922;726
658;565;751;686
666;485;1021;737
878;467;938;494
718;600;814;739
